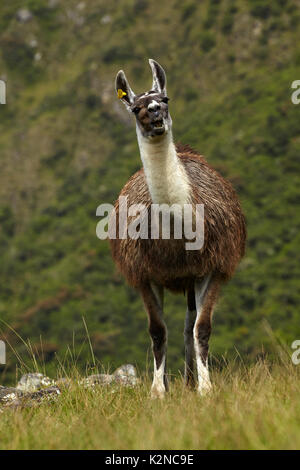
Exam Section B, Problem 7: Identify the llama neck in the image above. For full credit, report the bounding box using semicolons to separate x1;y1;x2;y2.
136;130;191;205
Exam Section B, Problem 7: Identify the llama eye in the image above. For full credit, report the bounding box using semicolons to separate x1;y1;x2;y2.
162;97;169;104
132;107;140;114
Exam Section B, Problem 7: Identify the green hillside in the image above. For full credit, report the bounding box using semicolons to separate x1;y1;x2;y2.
0;0;299;384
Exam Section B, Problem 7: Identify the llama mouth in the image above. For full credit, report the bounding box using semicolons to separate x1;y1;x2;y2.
151;120;165;135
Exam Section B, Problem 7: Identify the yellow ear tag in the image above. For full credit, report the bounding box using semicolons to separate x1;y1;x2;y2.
117;89;127;99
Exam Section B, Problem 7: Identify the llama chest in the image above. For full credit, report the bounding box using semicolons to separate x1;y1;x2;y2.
113;235;200;290
109;150;246;290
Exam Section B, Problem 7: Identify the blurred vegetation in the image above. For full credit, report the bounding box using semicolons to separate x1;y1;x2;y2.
0;0;299;384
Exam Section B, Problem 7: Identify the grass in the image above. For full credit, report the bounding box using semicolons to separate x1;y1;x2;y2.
1;357;300;450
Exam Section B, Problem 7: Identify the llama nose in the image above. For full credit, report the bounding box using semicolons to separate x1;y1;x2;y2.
148;101;161;112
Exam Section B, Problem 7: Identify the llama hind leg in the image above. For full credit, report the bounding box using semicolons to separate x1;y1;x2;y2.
141;283;167;399
184;288;196;388
194;274;220;395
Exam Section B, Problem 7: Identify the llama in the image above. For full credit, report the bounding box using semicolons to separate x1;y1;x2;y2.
109;59;246;398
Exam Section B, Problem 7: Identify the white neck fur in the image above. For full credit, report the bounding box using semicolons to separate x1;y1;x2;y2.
136;128;191;206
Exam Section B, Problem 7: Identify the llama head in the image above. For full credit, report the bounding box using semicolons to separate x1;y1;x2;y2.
115;59;172;140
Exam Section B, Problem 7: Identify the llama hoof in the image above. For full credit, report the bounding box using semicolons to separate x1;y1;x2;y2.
150;386;166;399
197;382;212;397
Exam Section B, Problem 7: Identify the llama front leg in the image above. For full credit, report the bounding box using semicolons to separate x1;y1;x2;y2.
194;275;219;396
141;283;167;399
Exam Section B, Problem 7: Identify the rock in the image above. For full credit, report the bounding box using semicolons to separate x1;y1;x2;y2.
113;364;139;385
80;374;114;388
1;363;139;410
0;386;23;404
24;386;61;404
82;364;139;388
1;386;61;410
1;373;61;410
29;38;38;48
17;373;54;393
114;364;137;378
101;15;111;25
16;9;33;23
34;52;42;62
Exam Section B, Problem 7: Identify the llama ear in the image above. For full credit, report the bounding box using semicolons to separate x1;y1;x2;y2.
149;59;167;95
115;70;135;108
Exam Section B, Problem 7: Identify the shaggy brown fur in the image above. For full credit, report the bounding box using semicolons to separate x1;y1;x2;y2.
109;143;246;293
112;60;246;394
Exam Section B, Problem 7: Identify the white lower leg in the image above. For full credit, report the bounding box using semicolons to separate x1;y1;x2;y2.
194;341;211;395
151;355;166;398
194;276;212;395
149;282;167;398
